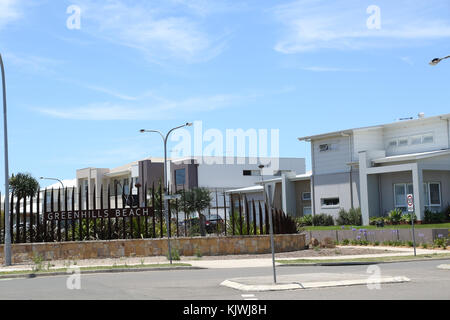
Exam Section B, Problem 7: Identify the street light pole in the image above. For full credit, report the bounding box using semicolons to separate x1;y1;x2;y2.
1;54;11;266
259;165;276;284
140;123;192;264
40;177;64;189
429;55;450;66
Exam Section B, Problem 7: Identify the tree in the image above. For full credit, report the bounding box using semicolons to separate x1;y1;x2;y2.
181;188;212;236
9;173;40;214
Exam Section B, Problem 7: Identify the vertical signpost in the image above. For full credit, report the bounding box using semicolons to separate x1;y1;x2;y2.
407;194;417;256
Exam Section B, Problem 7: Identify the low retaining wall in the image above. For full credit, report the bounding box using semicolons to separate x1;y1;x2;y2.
305;228;448;245
0;234;305;264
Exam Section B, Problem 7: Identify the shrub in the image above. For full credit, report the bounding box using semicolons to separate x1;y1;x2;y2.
434;235;448;249
374;241;380;246
341;239;350;245
312;214;335;226
168;247;181;261
388;209;403;225
424;209;446;224
370;217;385;227
421;243;428;249
296;215;313;227
401;213;417;224
336;208;362;226
442;205;450;222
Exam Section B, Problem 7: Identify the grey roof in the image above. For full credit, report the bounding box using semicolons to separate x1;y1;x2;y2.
298;113;450;141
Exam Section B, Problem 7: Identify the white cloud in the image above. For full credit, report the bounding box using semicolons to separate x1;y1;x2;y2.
33;86;294;121
0;0;23;29
72;0;229;63
2;52;64;74
273;0;450;53
34;93;249;121
299;66;366;72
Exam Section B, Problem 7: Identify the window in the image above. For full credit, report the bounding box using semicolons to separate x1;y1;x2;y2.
321;198;339;207
243;170;261;176
388;133;434;148
303;207;312;215
388;140;397;148
422;134;434;144
398;139;408;147
175;169;186;185
424;182;441;210
319;144;330;152
411;136;422;145
395;182;441;211
302;192;311;201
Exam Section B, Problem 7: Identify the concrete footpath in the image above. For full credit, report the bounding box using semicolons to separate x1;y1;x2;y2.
0;246;447;273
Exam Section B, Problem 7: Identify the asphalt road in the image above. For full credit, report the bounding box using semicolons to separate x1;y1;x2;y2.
0;259;449;300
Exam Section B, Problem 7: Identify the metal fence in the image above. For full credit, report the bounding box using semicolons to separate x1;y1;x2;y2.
0;185;297;244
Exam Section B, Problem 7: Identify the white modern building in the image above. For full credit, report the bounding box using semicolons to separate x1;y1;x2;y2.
75;156;306;215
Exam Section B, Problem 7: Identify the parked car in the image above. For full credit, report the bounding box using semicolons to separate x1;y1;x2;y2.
205;214;224;233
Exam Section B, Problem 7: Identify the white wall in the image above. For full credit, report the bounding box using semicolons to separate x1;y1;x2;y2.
312;136;351;175
196;157;305;189
353;128;384;160
383;118;449;156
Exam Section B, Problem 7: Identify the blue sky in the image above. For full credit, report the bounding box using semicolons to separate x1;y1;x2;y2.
0;0;449;190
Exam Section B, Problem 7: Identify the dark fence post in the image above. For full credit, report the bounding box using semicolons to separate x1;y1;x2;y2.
238;195;243;235
121;184;126;239
100;185;104;240
15;192;19;243
183;188;187;237
252;199;257;235
258;201;263;235
22;196;27;243
159;183;163;238
144;183;149;239
64;187;68;241
85;186;90;240
176;197;179;237
216;189;219;236
152;183;156;238
43;189;47;242
167;191;171;238
264;202;269;235
78;186;82;241
57;188;61;242
36;190;41;243
223;192;227;236
136;183;141;239
30;193;34;243
93;185;97;240
244;196;250;235
71;187;75;242
230;194;235;236
114;183;118;239
107;184;112;240
51;188;56;242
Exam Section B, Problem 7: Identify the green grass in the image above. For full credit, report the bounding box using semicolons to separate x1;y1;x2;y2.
0;263;192;276
277;252;450;265
304;223;450;231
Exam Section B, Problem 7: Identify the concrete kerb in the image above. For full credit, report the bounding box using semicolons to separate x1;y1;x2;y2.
0;266;205;280
220;274;411;292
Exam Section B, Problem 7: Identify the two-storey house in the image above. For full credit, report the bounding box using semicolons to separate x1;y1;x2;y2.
299;112;450;225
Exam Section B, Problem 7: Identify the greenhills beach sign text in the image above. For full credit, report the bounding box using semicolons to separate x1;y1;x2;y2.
44;207;154;221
